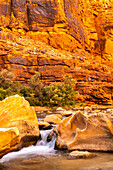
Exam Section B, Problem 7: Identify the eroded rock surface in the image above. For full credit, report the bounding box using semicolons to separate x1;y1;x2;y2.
0;95;40;147
55;112;113;151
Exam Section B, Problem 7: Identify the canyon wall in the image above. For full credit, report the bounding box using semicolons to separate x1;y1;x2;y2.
0;0;113;104
0;0;113;55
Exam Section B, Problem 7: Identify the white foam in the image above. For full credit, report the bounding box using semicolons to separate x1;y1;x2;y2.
0;129;56;163
0;145;55;163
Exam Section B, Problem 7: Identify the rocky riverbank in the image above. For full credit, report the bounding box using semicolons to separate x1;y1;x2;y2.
1;95;113;159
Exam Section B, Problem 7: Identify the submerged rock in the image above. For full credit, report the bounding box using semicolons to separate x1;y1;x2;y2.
55;111;113;151
0;95;40;148
69;151;95;159
0;127;20;158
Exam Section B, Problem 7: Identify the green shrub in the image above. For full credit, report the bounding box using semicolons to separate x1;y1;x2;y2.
29;72;42;90
0;70;77;107
10;82;23;94
25;97;41;106
20;86;34;97
0;88;13;100
42;76;76;107
29;72;43;103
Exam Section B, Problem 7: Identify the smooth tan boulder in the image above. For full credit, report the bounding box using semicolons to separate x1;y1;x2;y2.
55;112;113;151
55;111;87;149
69;151;95;159
44;114;62;125
0;95;40;147
0;127;20;158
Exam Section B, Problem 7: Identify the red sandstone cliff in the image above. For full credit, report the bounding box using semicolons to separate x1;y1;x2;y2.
0;0;113;104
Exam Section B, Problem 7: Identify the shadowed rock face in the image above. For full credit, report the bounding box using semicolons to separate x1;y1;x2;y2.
55;112;113;151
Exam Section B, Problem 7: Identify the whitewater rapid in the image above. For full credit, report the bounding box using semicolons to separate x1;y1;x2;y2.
0;129;56;163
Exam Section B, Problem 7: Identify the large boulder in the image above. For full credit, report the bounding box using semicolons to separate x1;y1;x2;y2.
55;111;113;151
0;95;40;148
55;111;87;149
0;127;20;158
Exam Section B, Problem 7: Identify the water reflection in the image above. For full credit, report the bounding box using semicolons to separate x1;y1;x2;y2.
1;153;113;170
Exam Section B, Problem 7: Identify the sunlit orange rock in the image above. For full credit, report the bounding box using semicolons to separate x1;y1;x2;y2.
0;0;113;54
0;0;11;27
0;95;40;147
44;114;63;125
0;0;86;51
55;112;113;151
0;127;20;158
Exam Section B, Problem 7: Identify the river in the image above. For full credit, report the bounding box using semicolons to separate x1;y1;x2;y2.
0;110;113;169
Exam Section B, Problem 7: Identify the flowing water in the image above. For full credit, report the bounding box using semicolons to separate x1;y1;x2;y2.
1;111;113;169
1;129;113;170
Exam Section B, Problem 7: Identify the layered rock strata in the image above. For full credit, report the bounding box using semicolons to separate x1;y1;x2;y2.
0;30;113;104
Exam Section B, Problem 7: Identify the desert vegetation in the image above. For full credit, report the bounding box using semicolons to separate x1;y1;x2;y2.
0;69;76;107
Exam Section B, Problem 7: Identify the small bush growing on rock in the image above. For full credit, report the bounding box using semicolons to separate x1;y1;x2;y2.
0;88;12;100
29;72;44;104
25;96;41;106
42;76;76;106
0;69;15;89
20;86;34;97
29;72;42;90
